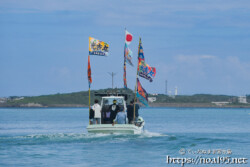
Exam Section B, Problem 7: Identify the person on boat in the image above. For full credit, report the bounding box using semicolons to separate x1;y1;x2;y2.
126;100;134;124
134;100;140;122
112;110;127;125
92;99;101;124
89;108;94;124
102;99;111;124
104;110;111;124
109;99;120;123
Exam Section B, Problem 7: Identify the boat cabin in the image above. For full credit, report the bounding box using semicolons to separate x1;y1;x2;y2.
87;95;145;134
100;96;127;124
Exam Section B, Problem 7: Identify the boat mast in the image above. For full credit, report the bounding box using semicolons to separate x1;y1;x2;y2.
123;28;127;89
88;85;91;124
87;55;92;125
133;37;141;122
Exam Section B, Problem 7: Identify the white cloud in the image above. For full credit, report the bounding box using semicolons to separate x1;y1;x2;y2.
200;55;216;59
0;0;87;12
50;67;71;80
2;0;250;12
156;54;250;95
175;55;216;64
1;0;250;28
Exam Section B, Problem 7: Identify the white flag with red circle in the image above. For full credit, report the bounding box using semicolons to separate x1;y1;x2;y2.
125;30;133;45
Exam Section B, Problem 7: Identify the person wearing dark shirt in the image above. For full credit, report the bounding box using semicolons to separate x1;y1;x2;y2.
89;108;94;124
135;102;140;121
109;100;120;123
102;105;111;124
126;101;134;124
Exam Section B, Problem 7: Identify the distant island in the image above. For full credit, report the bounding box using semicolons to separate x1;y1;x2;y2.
1;88;250;108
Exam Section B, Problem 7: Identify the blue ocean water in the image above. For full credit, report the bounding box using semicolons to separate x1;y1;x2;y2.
0;107;249;167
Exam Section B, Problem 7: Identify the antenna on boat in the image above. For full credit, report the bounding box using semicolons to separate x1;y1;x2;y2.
108;72;116;89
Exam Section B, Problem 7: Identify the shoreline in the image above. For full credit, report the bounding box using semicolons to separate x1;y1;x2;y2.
1;103;250;108
149;103;250;108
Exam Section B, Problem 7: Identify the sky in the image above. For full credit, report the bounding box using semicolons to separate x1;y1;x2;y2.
1;0;250;97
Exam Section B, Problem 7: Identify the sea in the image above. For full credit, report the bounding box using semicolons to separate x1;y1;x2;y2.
0;107;249;167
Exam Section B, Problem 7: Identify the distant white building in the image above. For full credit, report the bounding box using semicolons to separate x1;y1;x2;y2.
14;97;24;101
168;91;171;96
148;97;157;103
0;98;7;103
238;96;247;104
175;87;178;96
212;102;230;106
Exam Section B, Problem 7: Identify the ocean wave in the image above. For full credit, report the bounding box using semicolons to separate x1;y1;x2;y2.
1;132;236;147
193;137;234;144
0;131;167;146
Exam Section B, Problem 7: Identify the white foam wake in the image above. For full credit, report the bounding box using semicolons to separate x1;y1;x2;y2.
140;130;167;138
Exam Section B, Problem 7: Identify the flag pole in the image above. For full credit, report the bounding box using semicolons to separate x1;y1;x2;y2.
133;37;141;122
88;85;91;125
124;28;127;89
87;55;92;125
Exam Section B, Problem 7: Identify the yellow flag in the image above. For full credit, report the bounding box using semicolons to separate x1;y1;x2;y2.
89;37;109;56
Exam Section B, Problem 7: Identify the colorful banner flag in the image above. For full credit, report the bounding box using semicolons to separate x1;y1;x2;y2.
125;30;133;45
87;55;92;88
137;38;156;82
123;30;133;89
89;37;109;56
138;60;156;82
138;38;145;63
136;78;148;106
125;43;133;66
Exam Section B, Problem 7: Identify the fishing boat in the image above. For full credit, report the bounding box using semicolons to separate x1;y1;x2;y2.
86;31;155;134
87;94;145;134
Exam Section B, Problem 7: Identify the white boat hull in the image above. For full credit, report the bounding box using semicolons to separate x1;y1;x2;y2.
87;124;144;134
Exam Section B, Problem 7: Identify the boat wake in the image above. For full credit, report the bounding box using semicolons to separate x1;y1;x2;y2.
0;131;167;146
140;130;167;138
1;132;241;150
